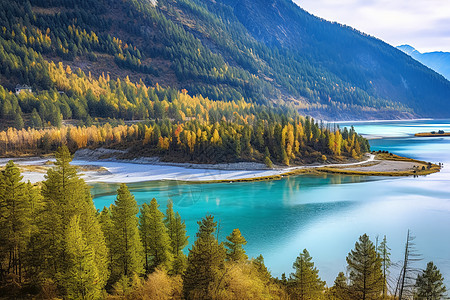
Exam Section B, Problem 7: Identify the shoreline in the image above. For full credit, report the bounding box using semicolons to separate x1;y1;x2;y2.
0;151;441;184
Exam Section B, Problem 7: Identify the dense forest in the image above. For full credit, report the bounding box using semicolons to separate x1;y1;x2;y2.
0;51;369;165
0;146;447;299
0;0;449;121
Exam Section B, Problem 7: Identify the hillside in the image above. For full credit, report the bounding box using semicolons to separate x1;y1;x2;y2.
397;45;450;81
0;0;450;124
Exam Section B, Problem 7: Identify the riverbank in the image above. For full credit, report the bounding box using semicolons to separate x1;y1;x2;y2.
0;150;440;184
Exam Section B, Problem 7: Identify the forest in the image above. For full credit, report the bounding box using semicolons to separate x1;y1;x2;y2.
0;146;447;299
1;0;449;120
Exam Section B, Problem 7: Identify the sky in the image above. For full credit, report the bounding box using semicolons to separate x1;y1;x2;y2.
294;0;450;53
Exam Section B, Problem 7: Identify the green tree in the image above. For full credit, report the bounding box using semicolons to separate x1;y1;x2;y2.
290;248;325;300
38;146;109;292
224;228;248;261
98;206;115;283
164;200;188;275
65;215;101;300
31;108;43;128
183;215;226;299
377;235;391;299
139;198;173;273
0;161;29;283
414;262;447;300
110;183;144;281
329;272;351;300
346;234;383;300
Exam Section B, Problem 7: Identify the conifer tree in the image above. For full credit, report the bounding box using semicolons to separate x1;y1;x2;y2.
290;248;325;300
414;262;447;300
346;234;383;300
183;215;226;299
0;161;29;283
224;228;248;261
110;183;144;281
329;272;351;300
38;146;109;292
99;206;115;280
164;200;188;275
65;215;101;300
377;235;391;299
139;198;173;273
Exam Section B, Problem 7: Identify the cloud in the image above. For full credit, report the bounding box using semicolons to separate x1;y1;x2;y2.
294;0;450;52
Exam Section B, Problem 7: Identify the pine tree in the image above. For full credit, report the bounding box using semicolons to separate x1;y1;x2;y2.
346;234;383;300
290;248;325;300
99;206;115;282
0;161;29;283
377;235;391;299
65;215;101;300
110;183;144;281
38;146;109;292
139;198;173;273
414;262;447;300
329;272;351;300
164;200;188;275
183;215;226;299
224;228;248;261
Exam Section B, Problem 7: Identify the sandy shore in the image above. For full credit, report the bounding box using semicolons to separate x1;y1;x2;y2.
0;152;438;184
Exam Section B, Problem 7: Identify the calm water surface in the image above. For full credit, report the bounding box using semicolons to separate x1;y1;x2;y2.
91;119;450;286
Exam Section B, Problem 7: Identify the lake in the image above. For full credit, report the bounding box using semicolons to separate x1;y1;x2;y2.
91;119;450;287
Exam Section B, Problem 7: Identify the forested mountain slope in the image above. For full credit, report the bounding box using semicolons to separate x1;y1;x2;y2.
0;0;449;122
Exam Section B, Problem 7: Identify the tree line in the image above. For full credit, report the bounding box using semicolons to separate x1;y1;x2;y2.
0;146;447;299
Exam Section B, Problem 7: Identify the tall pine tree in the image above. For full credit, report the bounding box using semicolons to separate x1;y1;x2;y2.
414;262;447;300
290;248;325;300
37;146;108;294
110;183;144;281
183;215;226;299
139;198;173;273
164;200;188;275
346;234;383;300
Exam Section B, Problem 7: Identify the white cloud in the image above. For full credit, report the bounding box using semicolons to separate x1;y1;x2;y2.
294;0;450;52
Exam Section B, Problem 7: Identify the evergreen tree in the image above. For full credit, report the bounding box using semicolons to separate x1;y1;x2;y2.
346;234;383;300
30;108;43;128
377;235;391;299
38;146;109;292
290;248;325;300
139;198;173;273
414;262;447;300
164;200;188;275
224;228;248;261
110;183;144;281
329;272;351;300
65;215;101;300
99;206;115;283
0;161;29;283
183;215;226;299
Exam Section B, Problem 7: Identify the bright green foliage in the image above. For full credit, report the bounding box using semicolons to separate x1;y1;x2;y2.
139;198;173;273
98;206;115;282
414;262;447;300
110;183;144;281
225;228;248;261
183;215;226;299
346;234;383;300
377;235;391;299
0;161;29;283
290;249;325;299
65;215;101;300
164;200;188;275
329;272;351;300
38;146;109;292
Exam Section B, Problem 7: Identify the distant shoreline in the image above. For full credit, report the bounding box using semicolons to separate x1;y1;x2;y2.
0;151;440;184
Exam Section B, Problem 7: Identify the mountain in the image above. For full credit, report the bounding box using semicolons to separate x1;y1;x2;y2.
1;0;450;122
397;45;450;81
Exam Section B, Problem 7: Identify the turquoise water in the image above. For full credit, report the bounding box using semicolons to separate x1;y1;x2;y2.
91;119;450;286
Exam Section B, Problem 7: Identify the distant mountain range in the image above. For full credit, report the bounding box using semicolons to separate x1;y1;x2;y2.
1;0;450;120
397;45;450;81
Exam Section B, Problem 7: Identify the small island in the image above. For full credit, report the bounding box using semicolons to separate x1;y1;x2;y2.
415;130;450;137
